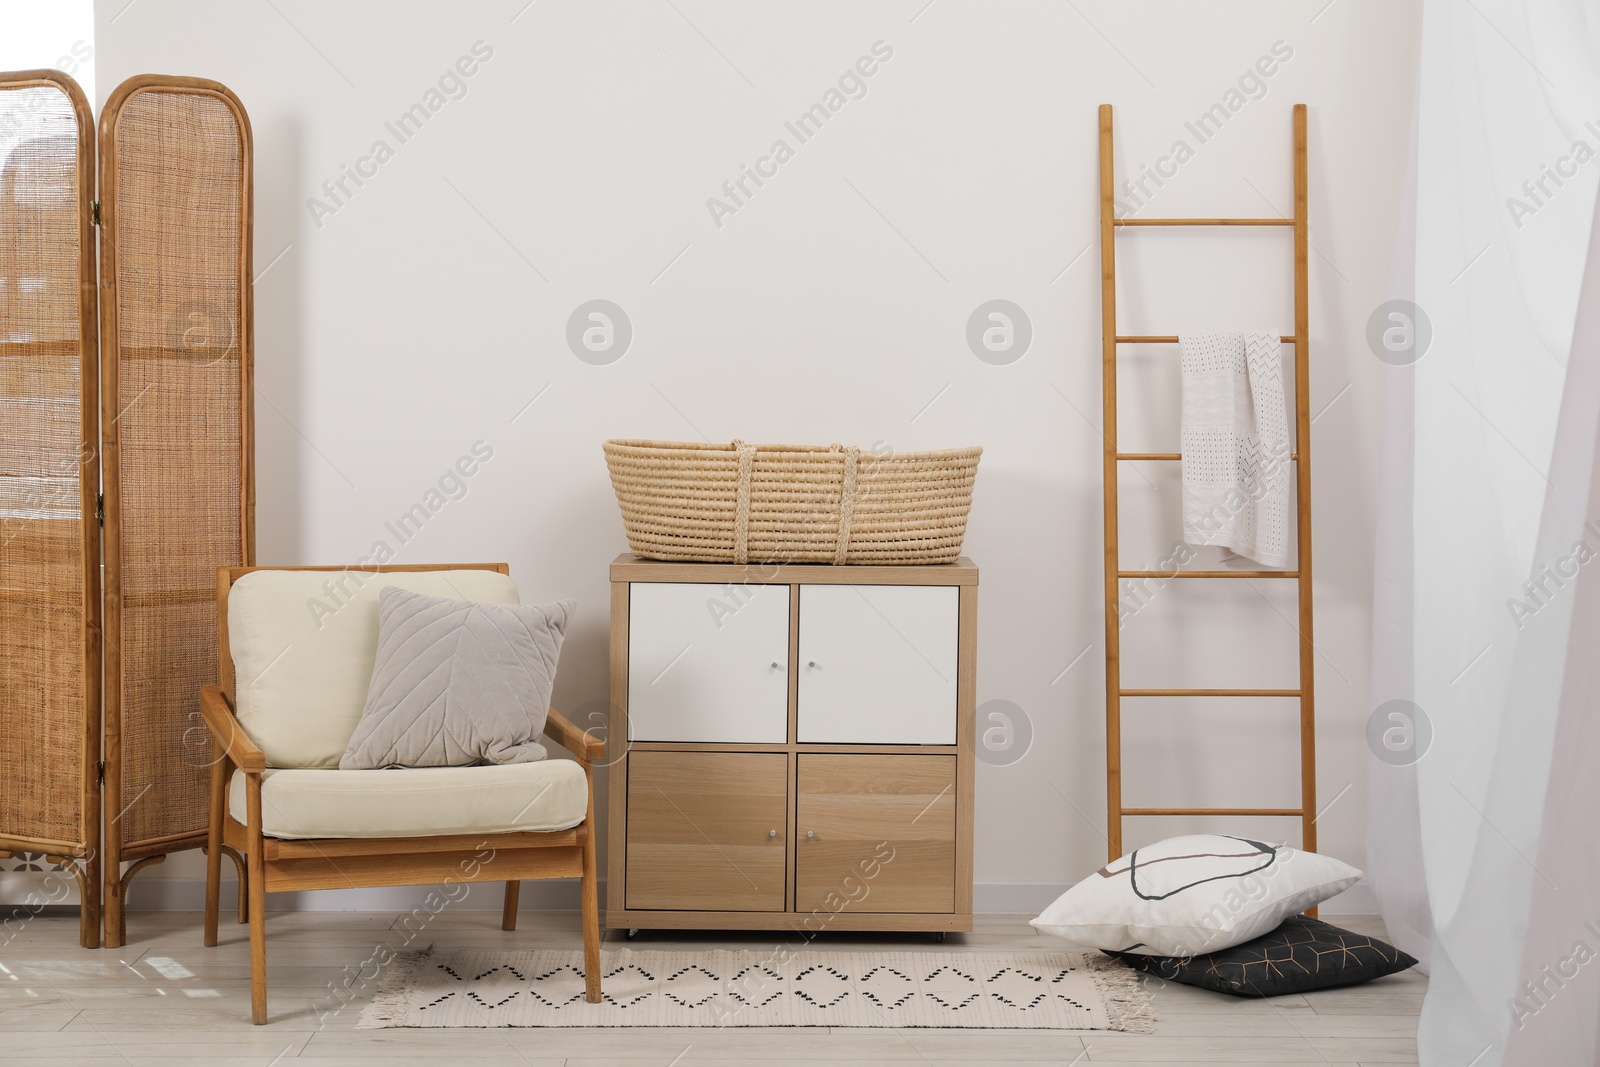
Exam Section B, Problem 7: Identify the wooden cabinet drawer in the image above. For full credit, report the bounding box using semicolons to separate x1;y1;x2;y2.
625;752;788;912
627;582;790;743
794;754;956;914
796;585;958;744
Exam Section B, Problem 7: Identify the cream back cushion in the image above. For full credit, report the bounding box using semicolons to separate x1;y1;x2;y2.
227;569;520;768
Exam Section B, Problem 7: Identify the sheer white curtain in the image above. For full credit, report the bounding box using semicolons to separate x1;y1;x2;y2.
1370;2;1600;1064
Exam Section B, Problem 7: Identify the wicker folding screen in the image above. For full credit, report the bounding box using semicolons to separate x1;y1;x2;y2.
0;70;103;948
0;71;253;949
98;76;255;949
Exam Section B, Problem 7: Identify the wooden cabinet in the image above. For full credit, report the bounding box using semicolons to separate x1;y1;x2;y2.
607;555;977;934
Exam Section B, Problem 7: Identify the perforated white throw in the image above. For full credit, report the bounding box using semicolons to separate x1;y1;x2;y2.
1180;331;1291;568
1031;834;1360;957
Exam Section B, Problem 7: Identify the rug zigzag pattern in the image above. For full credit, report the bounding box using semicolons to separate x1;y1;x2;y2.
359;948;1156;1032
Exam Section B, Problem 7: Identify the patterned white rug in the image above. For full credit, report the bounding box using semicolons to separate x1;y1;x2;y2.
359;947;1155;1031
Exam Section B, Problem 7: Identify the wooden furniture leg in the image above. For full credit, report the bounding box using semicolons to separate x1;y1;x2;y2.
102;854;163;948
103;849;124;949
234;850;249;924
245;771;267;1024
581;779;601;1003
204;744;226;947
81;836;102;950
501;881;520;932
45;853;97;949
209;844;249;924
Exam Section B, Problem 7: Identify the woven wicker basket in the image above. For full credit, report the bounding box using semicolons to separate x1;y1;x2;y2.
604;439;981;565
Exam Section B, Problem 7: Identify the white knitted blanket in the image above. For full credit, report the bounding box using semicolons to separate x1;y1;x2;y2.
1179;331;1291;569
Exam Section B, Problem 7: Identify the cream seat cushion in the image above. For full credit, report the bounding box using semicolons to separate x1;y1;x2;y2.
227;569;521;769
227;759;588;840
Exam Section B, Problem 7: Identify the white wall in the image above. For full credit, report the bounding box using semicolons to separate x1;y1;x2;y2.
90;0;1420;911
0;0;93;100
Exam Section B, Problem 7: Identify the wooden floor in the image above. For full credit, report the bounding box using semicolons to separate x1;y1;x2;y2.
0;910;1421;1065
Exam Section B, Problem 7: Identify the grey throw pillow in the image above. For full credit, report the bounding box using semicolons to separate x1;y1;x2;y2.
340;586;575;769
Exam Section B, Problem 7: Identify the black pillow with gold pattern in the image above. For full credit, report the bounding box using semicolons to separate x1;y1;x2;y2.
1108;914;1418;997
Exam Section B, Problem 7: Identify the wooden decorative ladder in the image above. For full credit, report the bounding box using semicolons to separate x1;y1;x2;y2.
1097;103;1317;863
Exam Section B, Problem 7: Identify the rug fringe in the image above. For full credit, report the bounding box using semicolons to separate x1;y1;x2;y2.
356;944;434;1030
1085;952;1159;1035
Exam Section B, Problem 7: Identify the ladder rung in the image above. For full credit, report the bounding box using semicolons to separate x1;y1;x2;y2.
1115;335;1297;344
1122;807;1304;817
1120;688;1301;697
1115;452;1300;461
1118;570;1298;579
1113;218;1294;227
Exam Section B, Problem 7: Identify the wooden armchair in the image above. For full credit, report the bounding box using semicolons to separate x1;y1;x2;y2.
200;563;603;1024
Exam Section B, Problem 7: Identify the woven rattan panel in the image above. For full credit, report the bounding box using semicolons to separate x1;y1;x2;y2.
0;79;94;852
107;86;248;849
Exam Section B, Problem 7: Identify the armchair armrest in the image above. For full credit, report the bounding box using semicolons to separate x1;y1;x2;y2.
544;706;605;763
199;684;266;773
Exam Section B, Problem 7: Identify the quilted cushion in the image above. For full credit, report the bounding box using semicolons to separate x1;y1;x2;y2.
227;760;588;839
340;588;575;769
227;569;520;769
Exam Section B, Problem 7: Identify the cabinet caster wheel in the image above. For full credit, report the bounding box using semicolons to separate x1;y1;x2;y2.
626;928;639;940
933;932;945;944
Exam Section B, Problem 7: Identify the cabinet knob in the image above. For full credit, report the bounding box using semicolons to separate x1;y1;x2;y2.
806;830;815;839
768;829;777;838
807;660;819;669
769;661;782;670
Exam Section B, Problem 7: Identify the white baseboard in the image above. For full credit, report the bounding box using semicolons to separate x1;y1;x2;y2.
1;876;1369;917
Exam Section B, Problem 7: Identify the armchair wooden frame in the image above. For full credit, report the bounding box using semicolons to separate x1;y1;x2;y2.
200;563;604;1024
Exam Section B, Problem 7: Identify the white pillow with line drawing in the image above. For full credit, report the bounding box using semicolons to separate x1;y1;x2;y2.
1031;834;1361;957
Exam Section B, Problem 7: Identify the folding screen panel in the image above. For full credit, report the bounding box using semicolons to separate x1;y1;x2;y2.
99;76;254;947
0;71;102;949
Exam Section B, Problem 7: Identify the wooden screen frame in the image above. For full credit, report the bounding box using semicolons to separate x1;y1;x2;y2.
0;69;103;948
97;74;255;948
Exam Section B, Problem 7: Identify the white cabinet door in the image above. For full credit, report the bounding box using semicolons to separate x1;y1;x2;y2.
628;582;790;743
797;585;959;744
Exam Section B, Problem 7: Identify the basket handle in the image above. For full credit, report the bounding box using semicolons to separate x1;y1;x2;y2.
732;440;756;565
835;445;861;565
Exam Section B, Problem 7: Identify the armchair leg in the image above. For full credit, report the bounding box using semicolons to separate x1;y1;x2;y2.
204;746;225;948
247;857;266;1024
501;881;520;932
203;846;221;947
581;827;601;1004
237;860;249;925
212;846;249;924
245;775;268;1025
